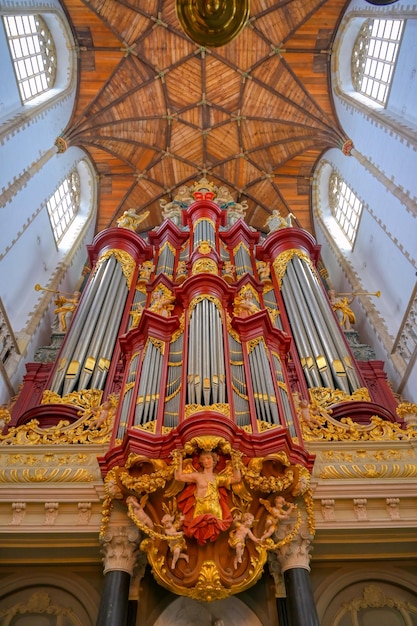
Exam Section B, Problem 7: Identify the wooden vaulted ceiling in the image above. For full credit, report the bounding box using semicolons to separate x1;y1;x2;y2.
63;0;350;236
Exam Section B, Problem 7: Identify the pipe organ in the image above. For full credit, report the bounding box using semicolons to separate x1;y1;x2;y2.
5;178;401;614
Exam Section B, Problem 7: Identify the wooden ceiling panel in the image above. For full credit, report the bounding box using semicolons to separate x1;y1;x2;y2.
85;0;156;45
164;58;203;110
206;124;241;162
139;25;196;70
62;0;350;236
211;157;264;191
204;57;243;111
169;122;205;162
219;24;272;72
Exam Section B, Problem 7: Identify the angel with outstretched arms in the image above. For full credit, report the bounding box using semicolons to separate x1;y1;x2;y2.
173;449;242;545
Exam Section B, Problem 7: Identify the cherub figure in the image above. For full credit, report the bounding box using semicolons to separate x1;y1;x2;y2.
298;399;322;429
264;210;294;232
228;511;261;570
222;261;235;283
89;399;113;429
175;260;187;283
126;495;154;530
161;511;189;569
260;495;295;540
117;209;149;231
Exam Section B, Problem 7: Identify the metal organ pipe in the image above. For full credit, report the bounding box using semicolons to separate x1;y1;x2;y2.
187;298;226;406
77;264;127;392
52;256;125;395
292;256;361;391
229;333;250;427
281;278;322;388
284;262;337;390
117;352;140;440
164;334;183;428
194;219;215;249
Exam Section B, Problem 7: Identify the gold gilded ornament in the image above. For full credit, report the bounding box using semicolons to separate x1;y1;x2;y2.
272;250;311;288
0;394;118;445
191;258;218;275
96;249;136;288
184;403;230;418
176;0;250;48
101;443;311;601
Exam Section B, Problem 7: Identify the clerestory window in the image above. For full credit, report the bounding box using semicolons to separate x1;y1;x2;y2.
3;14;57;103
328;172;363;246
46;170;80;244
351;18;404;106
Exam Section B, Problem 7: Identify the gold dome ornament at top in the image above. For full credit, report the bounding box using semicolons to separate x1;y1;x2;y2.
176;0;250;47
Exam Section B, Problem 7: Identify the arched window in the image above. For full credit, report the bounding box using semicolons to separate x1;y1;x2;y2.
46;169;80;244
3;14;57;103
351;18;404;106
328;172;363;246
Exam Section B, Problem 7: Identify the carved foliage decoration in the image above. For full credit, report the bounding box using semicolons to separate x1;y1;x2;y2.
101;436;312;601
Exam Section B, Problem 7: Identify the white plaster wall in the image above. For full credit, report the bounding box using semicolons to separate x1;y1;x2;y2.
313;0;417;404
0;0;97;406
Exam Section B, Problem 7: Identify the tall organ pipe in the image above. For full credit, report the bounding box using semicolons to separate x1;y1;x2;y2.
90;275;128;389
50;256;117;394
284;262;340;390
75;263;126;391
281;278;322;388
293;256;361;391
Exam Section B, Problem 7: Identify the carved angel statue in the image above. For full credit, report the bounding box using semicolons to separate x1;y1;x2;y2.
328;289;356;330
172;449;245;545
138;261;154;282
149;287;175;317
161;501;189;569
233;288;259;318
228;511;261;569
53;290;80;332
256;260;271;282
117;209;150;231
264;209;295;232
260;495;295;540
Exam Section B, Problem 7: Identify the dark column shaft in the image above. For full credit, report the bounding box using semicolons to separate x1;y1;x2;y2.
283;568;320;626
96;570;131;626
276;597;290;626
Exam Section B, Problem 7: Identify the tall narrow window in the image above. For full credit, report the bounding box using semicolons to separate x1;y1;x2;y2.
328;173;363;246
352;18;404;106
3;14;57;102
46;170;80;244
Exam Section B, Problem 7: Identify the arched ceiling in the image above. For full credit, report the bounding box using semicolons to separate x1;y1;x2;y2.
63;0;350;236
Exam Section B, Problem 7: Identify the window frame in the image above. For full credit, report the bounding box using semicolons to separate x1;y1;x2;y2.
3;13;57;104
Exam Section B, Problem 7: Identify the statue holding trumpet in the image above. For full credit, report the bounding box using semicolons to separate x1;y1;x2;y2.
35;284;81;333
328;289;380;331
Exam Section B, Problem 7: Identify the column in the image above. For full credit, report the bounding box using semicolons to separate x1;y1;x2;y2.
96;526;140;626
275;521;320;626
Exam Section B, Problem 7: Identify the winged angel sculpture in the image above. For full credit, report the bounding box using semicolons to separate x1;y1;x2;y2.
104;438;308;601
